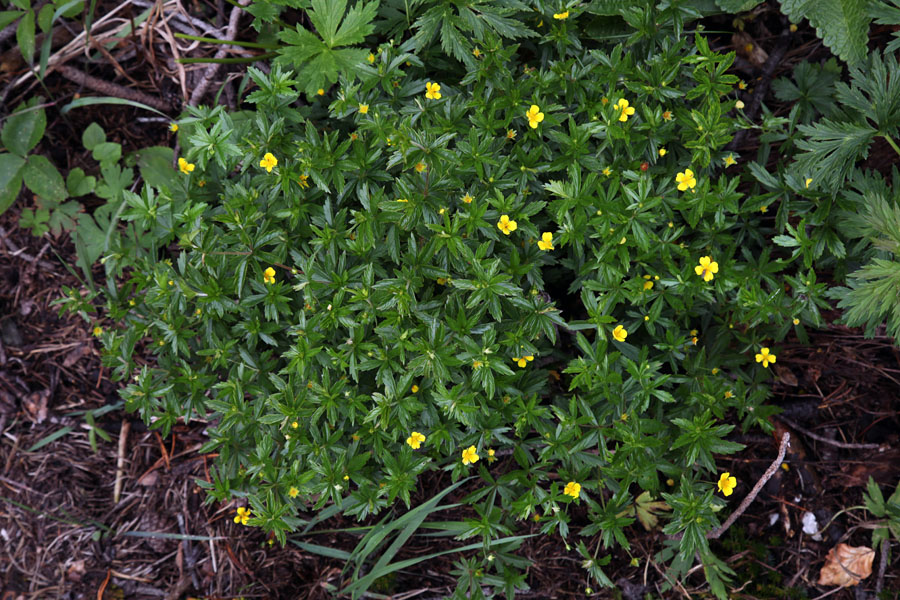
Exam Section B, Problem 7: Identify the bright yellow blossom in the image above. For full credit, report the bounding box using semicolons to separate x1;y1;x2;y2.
612;325;627;342
462;193;474;204
659;148;667;157
675;168;697;191
717;472;737;496
407;431;426;449
537;232;554;250
178;158;194;174
662;110;673;120
234;507;251;525
805;178;812;189
359;103;369;114
411;385;419;393
169;123;178;132
695;256;718;282
735;100;745;110
367;53;375;63
553;10;569;19
425;82;442;100
259;152;278;173
563;481;581;498
93;326;103;337
317;88;325;96
473;47;482;57
513;355;534;368
506;129;516;139
497;214;518;235
415;162;426;173
724;154;737;167
755;347;776;368
289;486;299;498
263;267;276;284
525;104;544;129
461;445;480;465
472;360;483;369
643;280;653;290
613;98;635;122
602;167;611;176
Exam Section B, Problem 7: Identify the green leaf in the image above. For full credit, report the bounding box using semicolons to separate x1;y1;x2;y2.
779;0;869;66
91;141;122;165
23;154;67;203
62;96;170;118
47;200;80;234
133;146;175;190
1;98;47;157
37;3;53;32
66;167;96;197
794;118;876;190
0;153;26;215
0;11;24;30
81;122;106;150
16;9;35;65
19;207;50;236
715;0;762;11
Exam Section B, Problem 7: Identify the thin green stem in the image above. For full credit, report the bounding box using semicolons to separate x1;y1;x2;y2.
178;53;277;65
883;134;900;158
174;33;278;49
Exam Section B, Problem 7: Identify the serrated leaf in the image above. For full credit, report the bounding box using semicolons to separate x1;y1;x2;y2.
23;154;67;204
794;118;876;190
780;0;869;66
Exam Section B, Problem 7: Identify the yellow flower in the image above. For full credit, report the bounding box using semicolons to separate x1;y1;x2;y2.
537;232;554;251
473;47;482;57
436;277;447;285
317;88;325;96
793;317;800;325
717;472;737;497
613;98;635;122
234;507;251;525
407;431;426;449
461;445;480;465
563;481;581;498
472;360;483;369
169;123;178;132
675;169;697;191
425;82;442;100
805;178;813;189
486;448;496;463
396;198;409;203
367;52;375;64
760;205;769;213
738;80;747;90
506;129;517;139
724;390;733;399
462;193;474;204
711;367;719;375
735;100;745;110
755;347;776;368
411;384;419;393
659;148;667;157
415;162;426;173
612;325;627;342
644;315;649;321
178;157;194;174
298;174;310;189
263;267;276;285
694;256;718;282
724;154;737;167
643;280;653;290
92;326;103;337
789;23;798;32
288;486;299;498
259;152;278;173
553;10;569;19
662;110;673;121
497;214;518;235
602;167;611;176
359;103;369;114
525;104;544;129
291;421;299;429
513;355;534;368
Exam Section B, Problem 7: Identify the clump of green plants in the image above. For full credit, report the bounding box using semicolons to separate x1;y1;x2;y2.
61;1;842;597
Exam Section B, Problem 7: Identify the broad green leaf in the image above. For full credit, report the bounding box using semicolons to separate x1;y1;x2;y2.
81;122;106;150
66;167;96;197
38;3;53;31
16;9;35;65
714;0;761;11
780;0;869;66
23;154;67;204
0;10;24;30
47;200;80;234
133;146;175;190
91;141;122;165
1;98;47;157
0;153;26;215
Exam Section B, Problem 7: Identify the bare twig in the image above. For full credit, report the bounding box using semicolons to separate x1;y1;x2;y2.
778;416;884;450
707;432;790;540
189;0;251;106
55;65;173;112
0;226;57;271
875;538;889;596
114;420;130;503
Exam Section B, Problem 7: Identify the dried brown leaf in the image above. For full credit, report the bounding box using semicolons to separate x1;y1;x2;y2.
22;389;50;424
817;543;874;587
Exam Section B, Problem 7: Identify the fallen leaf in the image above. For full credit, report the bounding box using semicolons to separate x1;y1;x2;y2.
634;490;671;531
774;364;798;386
817;543;874;587
66;559;86;581
137;470;159;486
22;389;50;424
62;344;89;368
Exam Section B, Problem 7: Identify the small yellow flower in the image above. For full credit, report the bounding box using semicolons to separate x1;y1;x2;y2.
694;256;718;282
760;204;769;213
415;162;426;173
411;384;420;393
263;267;276;285
711;367;719;375
717;472;737;497
602;167;611;176
738;80;747;90
675;169;697;191
359;103;369;114
367;52;375;64
619;236;626;245
289;486;299;498
537;232;554;251
724;154;737;167
662;110;673;121
461;445;480;465
563;481;581;498
298;174;310;189
805;178;813;189
793;317;800;325
755;347;776;368
613;98;635;122
234;507;251;525
178;157;194;174
92;326;103;337
259;152;278;173
407;431;426;449
525;104;544;129
612;325;627;342
506;129;517;139
396;198;409;203
659;148;667;157
425;82;442;100
533;513;541;522
317;88;325;96
643;280;653;290
644;315;649;321
789;23;798;32
472;360;483;369
735;100;745;110
497;214;518;235
169;123;178;132
436;277;447;285
724;390;733;399
487;448;496;463
513;355;535;368
462;193;474;204
553;10;569;19
473;47;482;57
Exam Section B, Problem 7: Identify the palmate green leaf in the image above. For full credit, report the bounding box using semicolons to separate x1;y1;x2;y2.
779;0;869;66
794;118;876;190
832;259;900;339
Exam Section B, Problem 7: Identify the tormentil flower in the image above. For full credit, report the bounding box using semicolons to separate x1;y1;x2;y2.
613;98;635;122
473;47;482;57
735;100;745;110
411;384;420;393
724;154;737;167
415;162;426;173
259;152;278;173
513;355;534;368
695;256;718;282
472;360;483;369
537;232;555;251
461;445;480;465
659;148;667;157
612;325;627;342
662;110;673;121
93;326;103;337
289;486;299;498
462;193;474;204
359;103;369;114
526;104;544;129
717;472;737;497
487;448;496;463
234;507;251;525
367;53;375;64
169;123;178;132
506;129;516;139
676;168;697;191
317;88;325;96
553;10;569;19
263;267;276;285
425;82;442;100
406;431;426;449
298;174;310;189
497;214;518;235
755;347;776;368
643;280;653;290
563;481;581;498
602;167;611;176
178;157;194;174
805;178;813;189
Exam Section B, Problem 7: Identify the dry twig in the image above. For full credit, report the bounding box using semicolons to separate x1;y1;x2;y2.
778;415;884;450
189;0;251;106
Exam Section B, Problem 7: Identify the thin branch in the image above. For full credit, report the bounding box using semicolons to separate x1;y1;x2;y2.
189;0;251;106
55;65;173;112
778;415;884;450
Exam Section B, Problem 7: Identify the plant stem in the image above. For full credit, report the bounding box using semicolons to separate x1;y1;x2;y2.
174;33;278;49
179;53;277;65
883;134;900;158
